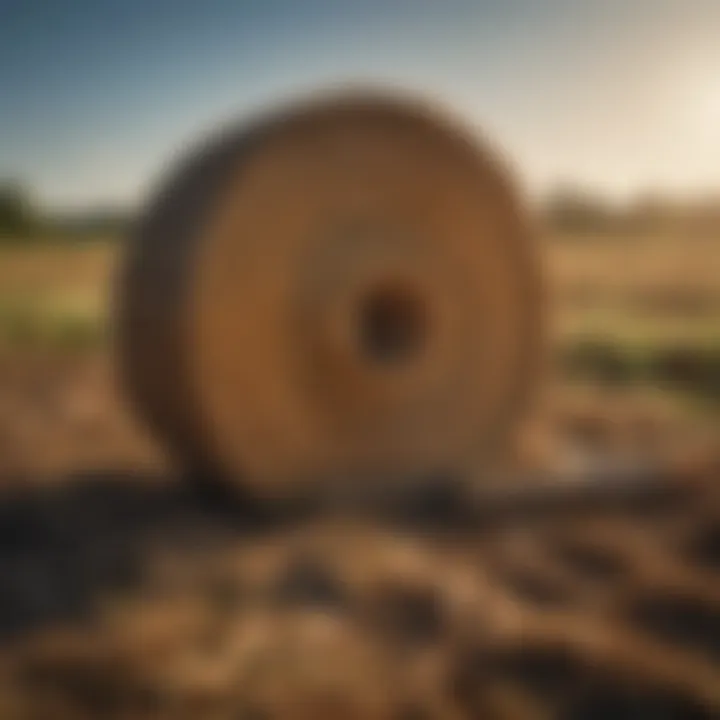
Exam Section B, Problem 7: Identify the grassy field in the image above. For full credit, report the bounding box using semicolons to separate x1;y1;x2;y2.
0;241;114;350
546;230;720;408
1;229;717;405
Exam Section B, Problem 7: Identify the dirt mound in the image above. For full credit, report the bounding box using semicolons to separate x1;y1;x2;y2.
0;461;716;719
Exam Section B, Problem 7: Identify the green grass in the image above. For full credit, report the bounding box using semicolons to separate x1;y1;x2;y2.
560;334;720;410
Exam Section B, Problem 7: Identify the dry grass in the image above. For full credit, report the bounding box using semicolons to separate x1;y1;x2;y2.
546;231;720;341
0;459;716;719
3;227;719;348
0;228;718;718
0;242;113;351
0;241;115;301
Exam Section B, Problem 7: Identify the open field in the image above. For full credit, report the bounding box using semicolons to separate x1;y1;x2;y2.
0;242;112;350
0;227;717;477
2;228;718;403
0;229;717;719
0;229;717;476
3;230;720;343
549;231;720;342
546;230;720;410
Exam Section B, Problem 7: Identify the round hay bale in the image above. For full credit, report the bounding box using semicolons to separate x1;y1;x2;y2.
115;90;544;500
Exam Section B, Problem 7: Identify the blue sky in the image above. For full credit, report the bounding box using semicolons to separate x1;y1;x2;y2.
1;0;719;209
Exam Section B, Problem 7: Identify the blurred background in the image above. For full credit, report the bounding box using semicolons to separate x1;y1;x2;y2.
0;1;718;718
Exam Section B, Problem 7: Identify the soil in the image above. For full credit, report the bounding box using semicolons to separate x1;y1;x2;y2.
0;349;718;719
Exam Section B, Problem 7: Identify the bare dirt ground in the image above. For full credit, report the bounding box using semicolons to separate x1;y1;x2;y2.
0;232;718;717
0;347;717;719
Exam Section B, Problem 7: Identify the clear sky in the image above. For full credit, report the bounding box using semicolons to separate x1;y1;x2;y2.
1;0;719;209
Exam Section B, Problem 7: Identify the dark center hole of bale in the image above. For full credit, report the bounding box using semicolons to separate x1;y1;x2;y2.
358;283;429;365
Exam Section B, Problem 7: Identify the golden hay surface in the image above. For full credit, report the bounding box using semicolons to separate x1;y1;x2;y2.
117;94;542;498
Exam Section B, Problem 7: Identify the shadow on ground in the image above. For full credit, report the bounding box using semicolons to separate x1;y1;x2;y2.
0;472;303;640
0;466;698;642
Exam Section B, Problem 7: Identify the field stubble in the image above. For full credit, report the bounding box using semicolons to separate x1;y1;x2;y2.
0;230;718;718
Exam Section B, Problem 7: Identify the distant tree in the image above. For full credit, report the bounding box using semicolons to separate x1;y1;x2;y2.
544;187;615;233
0;182;38;238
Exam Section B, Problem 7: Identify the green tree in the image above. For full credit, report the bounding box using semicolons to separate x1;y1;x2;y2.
0;182;37;238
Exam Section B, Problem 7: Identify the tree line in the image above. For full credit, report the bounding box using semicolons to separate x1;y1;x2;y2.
543;186;720;236
0;182;128;243
1;181;718;243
